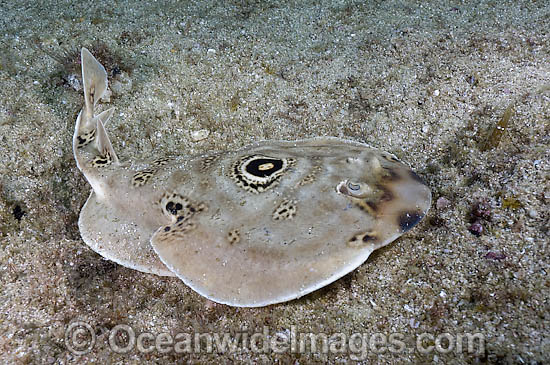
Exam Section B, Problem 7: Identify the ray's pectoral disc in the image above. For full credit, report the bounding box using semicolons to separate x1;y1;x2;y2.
149;141;431;307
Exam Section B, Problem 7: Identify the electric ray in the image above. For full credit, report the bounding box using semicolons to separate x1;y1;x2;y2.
73;48;431;307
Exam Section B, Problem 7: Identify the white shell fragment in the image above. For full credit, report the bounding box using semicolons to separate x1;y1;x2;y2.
190;128;210;142
73;48;431;307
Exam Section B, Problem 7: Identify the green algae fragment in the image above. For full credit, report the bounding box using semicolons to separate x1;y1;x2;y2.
228;93;240;112
496;191;523;210
481;104;514;151
262;62;276;76
502;196;522;210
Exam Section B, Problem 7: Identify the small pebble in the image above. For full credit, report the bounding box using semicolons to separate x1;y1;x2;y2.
528;209;538;219
433;89;440;97
67;74;82;91
110;72;132;96
410;318;420;328
190;129;210;142
469;221;483;236
485;251;506;260
111;80;123;94
436;197;450;210
472;201;491;220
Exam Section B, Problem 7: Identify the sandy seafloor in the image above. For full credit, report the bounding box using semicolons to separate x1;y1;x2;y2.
0;0;548;363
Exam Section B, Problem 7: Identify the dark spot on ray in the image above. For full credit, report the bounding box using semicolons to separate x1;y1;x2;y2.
175;203;183;211
366;201;378;213
164;226;171;232
245;157;283;177
231;155;294;193
166;201;180;215
177;216;185;222
12;204;25;221
376;185;394;202
362;233;376;242
398;211;424;232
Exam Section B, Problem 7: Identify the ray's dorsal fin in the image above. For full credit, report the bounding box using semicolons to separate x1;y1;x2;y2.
81;47;108;128
95;108;119;164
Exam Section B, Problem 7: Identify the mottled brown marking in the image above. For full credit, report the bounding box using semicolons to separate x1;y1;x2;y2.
77;129;96;148
299;165;322;186
159;192;207;221
273;199;297;220
228;229;240;244
354;200;377;216
377;185;394;203
366;201;379;213
152;157;171;166
382;167;400;182
362;232;377;242
90;151;113;167
132;169;156;187
200;155;220;172
348;230;378;247
156;219;197;243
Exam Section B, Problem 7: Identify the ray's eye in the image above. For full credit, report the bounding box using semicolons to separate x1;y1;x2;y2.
347;182;361;191
336;179;374;198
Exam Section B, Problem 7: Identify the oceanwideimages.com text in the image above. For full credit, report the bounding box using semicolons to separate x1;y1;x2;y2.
66;322;485;359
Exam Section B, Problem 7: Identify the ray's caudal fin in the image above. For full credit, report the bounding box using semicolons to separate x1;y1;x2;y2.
72;48;118;197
